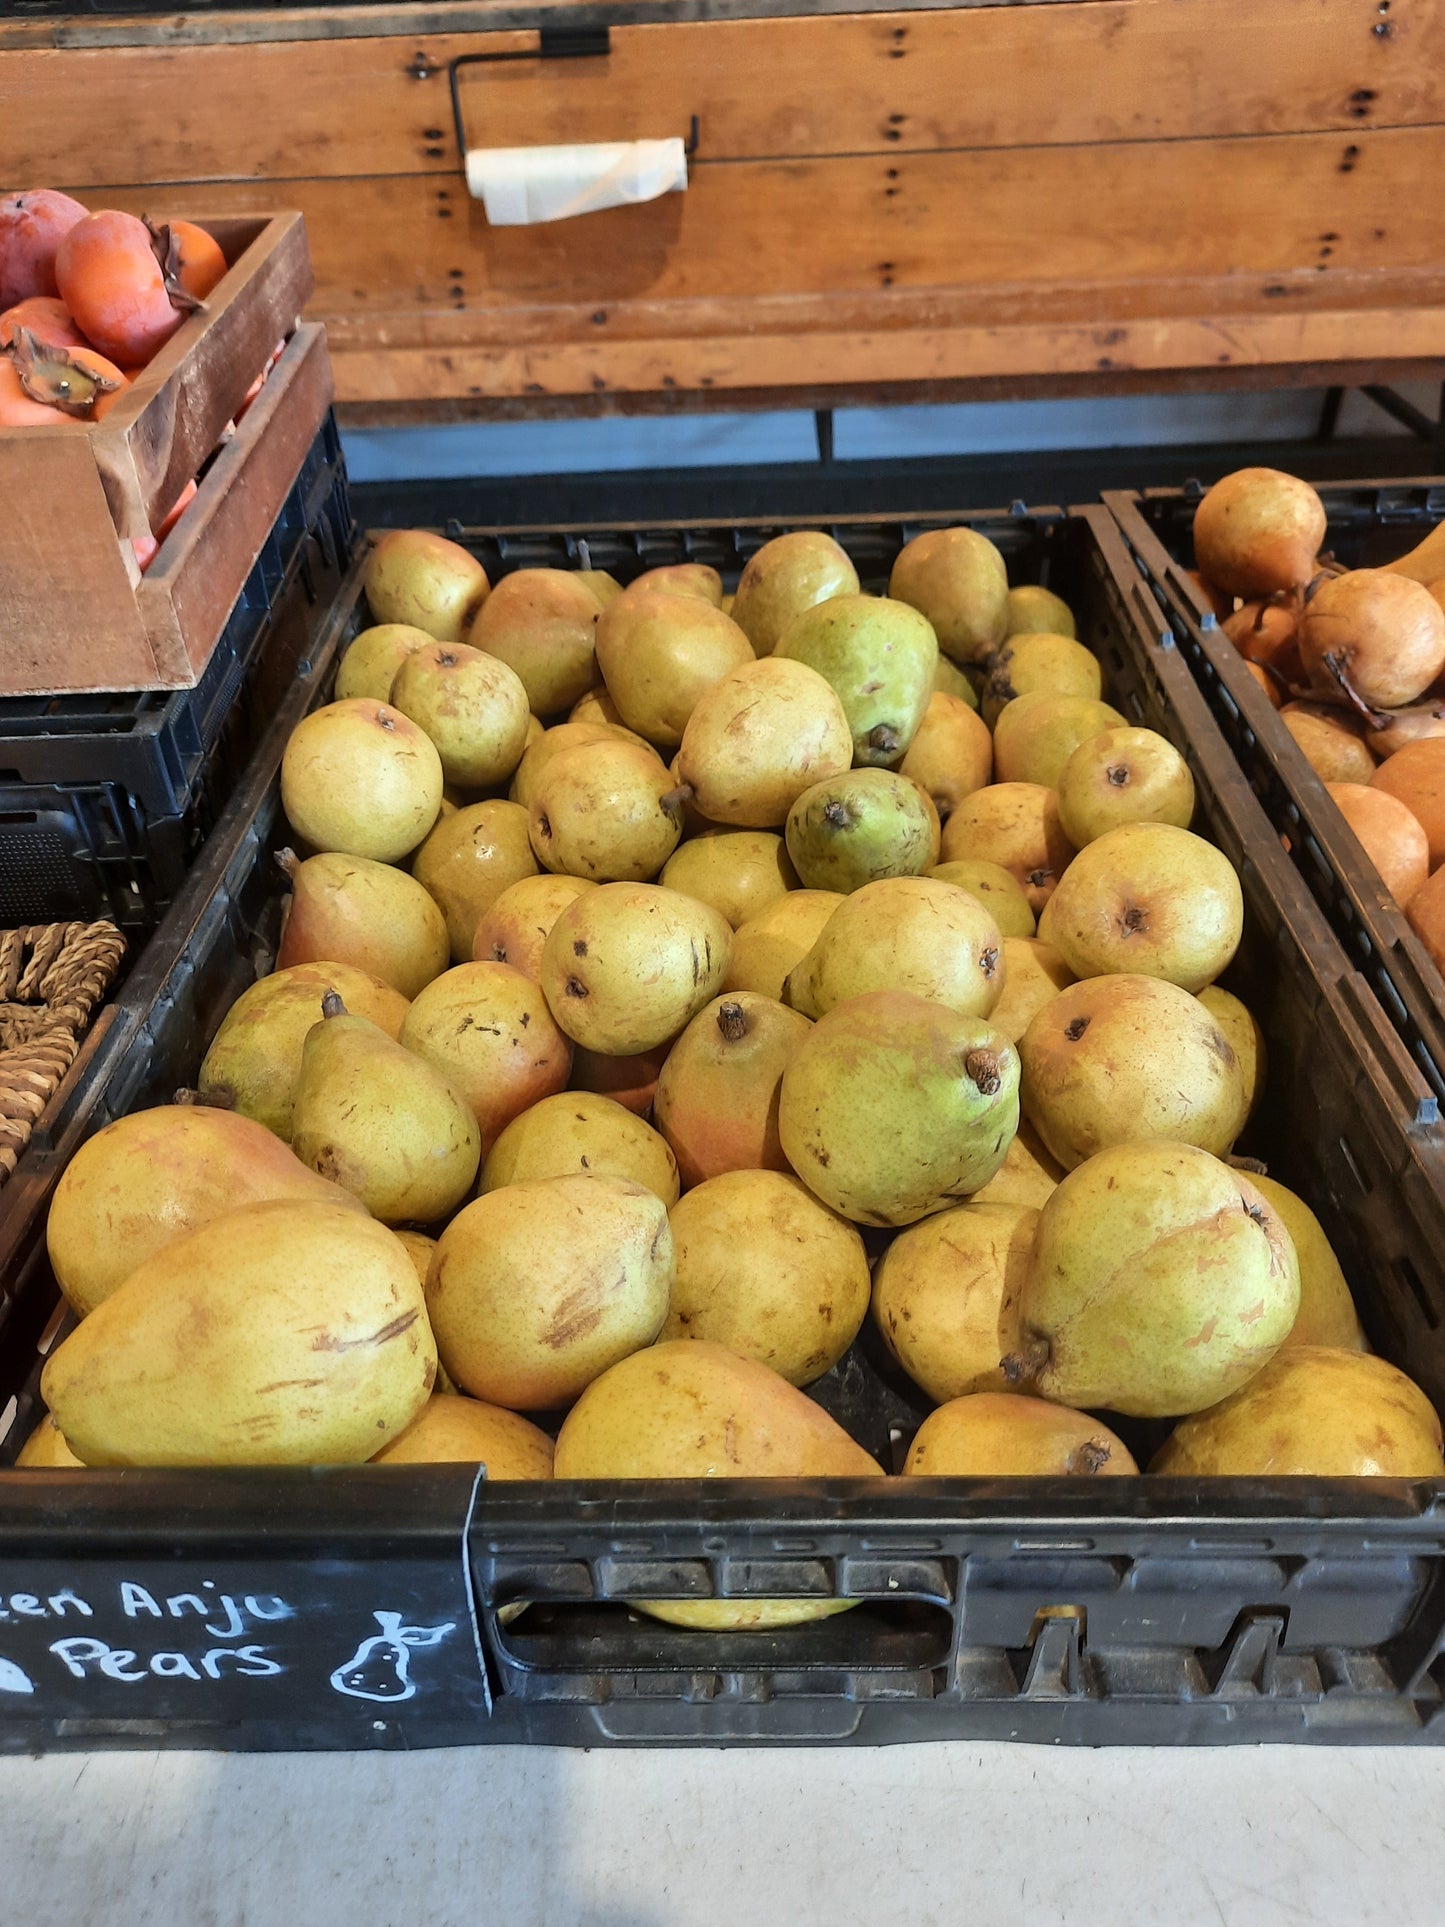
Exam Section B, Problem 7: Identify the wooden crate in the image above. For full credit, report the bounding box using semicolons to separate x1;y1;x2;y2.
0;211;320;695
2;1;1443;415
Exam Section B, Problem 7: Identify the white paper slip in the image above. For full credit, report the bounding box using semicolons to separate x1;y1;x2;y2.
465;138;688;226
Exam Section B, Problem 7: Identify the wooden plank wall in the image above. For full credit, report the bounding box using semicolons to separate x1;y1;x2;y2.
3;0;1444;415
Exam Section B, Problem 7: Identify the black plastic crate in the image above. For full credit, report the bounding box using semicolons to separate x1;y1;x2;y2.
5;505;1445;1754
1107;479;1445;1109
0;414;353;935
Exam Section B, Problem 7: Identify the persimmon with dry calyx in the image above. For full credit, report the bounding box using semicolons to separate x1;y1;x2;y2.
55;209;205;367
0;357;72;426
159;219;227;302
4;325;125;419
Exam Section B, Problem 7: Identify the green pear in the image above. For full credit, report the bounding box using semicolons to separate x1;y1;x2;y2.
46;1101;364;1317
661;1169;869;1385
555;1338;881;1626
335;624;433;703
872;1201;1036;1402
661;830;799;928
888;527;1008;665
933;655;981;706
528;737;685;882
1151;1348;1442;1476
982;633;1099;727
411;798;539;962
389;640;532;790
785;875;1004;1021
1008;1142;1299;1417
992;692;1126;789
1056;726;1196;845
729;531;860;656
594;590;755;748
274;847;449;999
1006;585;1077;639
775;593;937;766
281;698;442;863
1249;1174;1366;1351
467;567;604;717
905;1393;1137;1477
779;989;1019;1226
1021;974;1247;1170
481;1090;679;1204
540;882;733;1054
291;994;480;1223
785;768;940;893
676;656;854;827
1040;823;1244;992
43;1198;435;1465
199;962;410;1139
928;859;1035;938
363;529;489;642
426;1173;672;1409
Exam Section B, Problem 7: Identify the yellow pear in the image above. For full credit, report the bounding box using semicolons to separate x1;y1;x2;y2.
467;567;604;717
1152;1348;1441;1475
992;693;1126;790
411;798;539;962
16;1412;84;1468
394;1229;436;1287
577;568;624;608
628;563;724;605
509;719;655;810
928;859;1035;939
363;529;488;641
471;873;595;978
1006;585;1077;639
676;656;853;827
43;1199;435;1465
540;883;732;1054
1248;1174;1366;1351
400;961;571;1151
888;527;1008;665
785;875;1004;1021
47;1101;362;1317
662;1169;870;1384
872;1201;1037;1402
969;1121;1065;1207
335;623;433;703
528;737;685;882
905;1393;1137;1476
555;1340;882;1627
594;589;755;748
291;995;481;1224
426;1174;672;1409
1198;986;1266;1124
481;1090;679;1204
372;1393;554;1475
980;938;1074;1044
729;530;859;656
1020;974;1248;1169
981;633;1099;727
899;691;993;820
198;961;410;1140
934;655;980;705
661;830;799;929
274;848;449;999
389;640;532;790
940;782;1076;914
1056;726;1196;845
724;889;844;1000
653;992;811;1188
281;699;443;863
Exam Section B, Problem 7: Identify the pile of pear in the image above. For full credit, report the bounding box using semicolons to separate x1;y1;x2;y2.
22;524;1444;1630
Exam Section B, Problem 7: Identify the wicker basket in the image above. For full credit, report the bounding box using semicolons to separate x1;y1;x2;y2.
0;921;126;1184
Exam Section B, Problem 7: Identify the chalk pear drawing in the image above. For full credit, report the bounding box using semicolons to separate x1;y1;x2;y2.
329;1612;455;1702
0;1654;35;1695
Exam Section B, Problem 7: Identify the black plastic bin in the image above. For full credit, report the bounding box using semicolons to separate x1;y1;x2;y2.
1107;479;1445;1108
5;504;1445;1754
0;414;353;936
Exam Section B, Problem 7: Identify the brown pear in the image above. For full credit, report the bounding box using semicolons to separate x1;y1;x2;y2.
1192;468;1326;599
653;992;811;1188
275;848;448;999
412;798;539;962
1280;702;1376;786
467;567;604;716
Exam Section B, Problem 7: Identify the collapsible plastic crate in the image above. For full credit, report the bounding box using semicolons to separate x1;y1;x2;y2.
5;506;1445;1754
0;414;352;934
1107;480;1445;1106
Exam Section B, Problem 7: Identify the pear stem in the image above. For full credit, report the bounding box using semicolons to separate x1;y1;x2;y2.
716;1000;749;1043
276;847;301;882
1000;1339;1050;1388
1068;1441;1112;1476
321;990;348;1020
963;1047;1002;1095
660;783;693;812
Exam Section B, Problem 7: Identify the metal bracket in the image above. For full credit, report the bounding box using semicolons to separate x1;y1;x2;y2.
449;29;699;168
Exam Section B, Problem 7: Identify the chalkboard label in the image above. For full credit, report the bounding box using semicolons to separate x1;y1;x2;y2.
0;1470;491;1730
